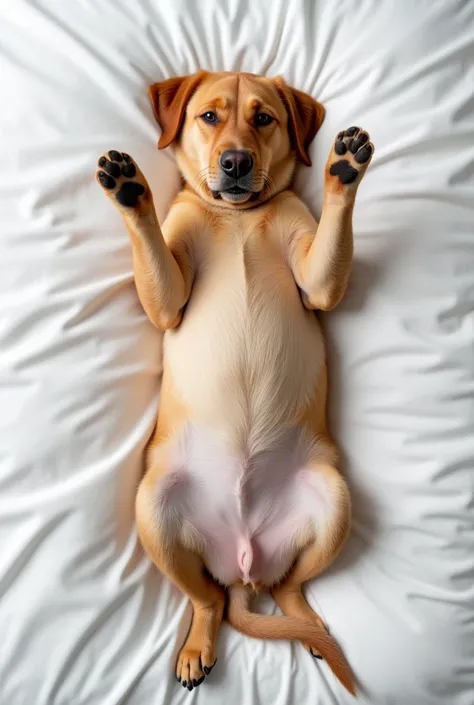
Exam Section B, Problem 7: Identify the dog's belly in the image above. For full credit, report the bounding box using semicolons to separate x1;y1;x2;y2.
154;424;334;586
156;233;330;585
164;234;325;449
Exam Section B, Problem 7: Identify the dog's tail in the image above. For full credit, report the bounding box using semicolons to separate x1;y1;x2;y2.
227;583;356;697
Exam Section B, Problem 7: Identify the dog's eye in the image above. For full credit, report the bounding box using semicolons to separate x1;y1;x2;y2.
254;112;274;127
201;111;218;124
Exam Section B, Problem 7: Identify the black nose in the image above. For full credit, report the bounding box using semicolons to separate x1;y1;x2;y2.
220;150;253;179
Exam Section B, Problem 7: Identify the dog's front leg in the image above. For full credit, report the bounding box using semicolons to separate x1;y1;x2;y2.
96;151;194;329
292;127;374;311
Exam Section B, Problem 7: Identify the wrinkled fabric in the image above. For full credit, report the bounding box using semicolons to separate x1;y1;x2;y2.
0;1;473;703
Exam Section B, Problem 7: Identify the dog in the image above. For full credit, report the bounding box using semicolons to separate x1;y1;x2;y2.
96;70;374;696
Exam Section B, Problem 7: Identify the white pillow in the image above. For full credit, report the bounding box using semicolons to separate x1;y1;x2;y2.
0;1;473;704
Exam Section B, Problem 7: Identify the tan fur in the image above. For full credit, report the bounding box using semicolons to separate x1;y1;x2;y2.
96;71;374;695
228;579;355;696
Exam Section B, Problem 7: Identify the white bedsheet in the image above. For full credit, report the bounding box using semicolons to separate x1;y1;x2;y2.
1;1;473;704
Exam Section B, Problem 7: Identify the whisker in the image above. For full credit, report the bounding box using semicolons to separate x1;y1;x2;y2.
260;170;276;186
257;168;276;193
195;167;216;192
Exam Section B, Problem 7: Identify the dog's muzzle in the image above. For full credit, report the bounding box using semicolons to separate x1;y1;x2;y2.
210;149;260;202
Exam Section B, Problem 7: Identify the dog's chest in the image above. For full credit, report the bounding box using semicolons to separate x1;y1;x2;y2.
185;210;306;337
164;210;324;442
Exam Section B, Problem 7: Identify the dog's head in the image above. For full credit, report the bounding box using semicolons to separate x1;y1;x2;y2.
149;71;324;208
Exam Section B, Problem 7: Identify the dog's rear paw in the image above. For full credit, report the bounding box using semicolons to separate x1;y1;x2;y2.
325;127;374;198
96;151;149;209
176;649;217;692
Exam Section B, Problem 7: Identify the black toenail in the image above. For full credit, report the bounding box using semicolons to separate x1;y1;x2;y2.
181;680;187;688
202;659;217;676
97;171;116;189
355;144;373;164
115;181;145;207
98;156;106;167
346;139;355;152
310;649;324;660
329;159;359;184
335;141;347;155
122;153;131;163
176;674;181;683
345;126;358;136
108;150;123;162
203;659;217;675
187;682;193;691
103;160;121;178
122;163;136;178
337;131;344;140
193;677;205;687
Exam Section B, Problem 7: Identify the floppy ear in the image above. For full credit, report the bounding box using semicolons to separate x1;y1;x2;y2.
149;71;207;149
274;77;325;167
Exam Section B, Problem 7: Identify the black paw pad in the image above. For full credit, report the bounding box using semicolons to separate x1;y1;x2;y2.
103;160;121;178
335;140;347;155
122;153;131;163
345;126;359;137
355;144;373;164
337;131;344;140
115;181;145;207
122;163;136;178
350;133;368;153
329;160;359;184
97;171;116;189
108;150;123;162
98;156;107;167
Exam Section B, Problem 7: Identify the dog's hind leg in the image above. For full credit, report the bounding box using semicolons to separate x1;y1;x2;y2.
271;462;351;659
135;473;225;692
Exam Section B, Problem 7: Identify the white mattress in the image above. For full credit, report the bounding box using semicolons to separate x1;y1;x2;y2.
1;1;474;704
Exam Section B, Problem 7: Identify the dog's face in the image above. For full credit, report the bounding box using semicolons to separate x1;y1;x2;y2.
149;72;324;208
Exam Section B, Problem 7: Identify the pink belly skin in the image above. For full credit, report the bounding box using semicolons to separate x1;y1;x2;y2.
154;424;334;587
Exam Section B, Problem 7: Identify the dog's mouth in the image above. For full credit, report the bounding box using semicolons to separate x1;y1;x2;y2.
224;186;247;195
211;186;260;203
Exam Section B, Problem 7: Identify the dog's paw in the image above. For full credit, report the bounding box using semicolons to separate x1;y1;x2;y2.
95;151;149;209
325;127;374;197
176;649;217;692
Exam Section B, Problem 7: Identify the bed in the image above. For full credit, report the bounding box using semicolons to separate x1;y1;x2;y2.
1;1;473;703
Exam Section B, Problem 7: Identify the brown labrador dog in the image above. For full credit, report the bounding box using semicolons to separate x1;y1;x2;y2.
96;70;374;696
